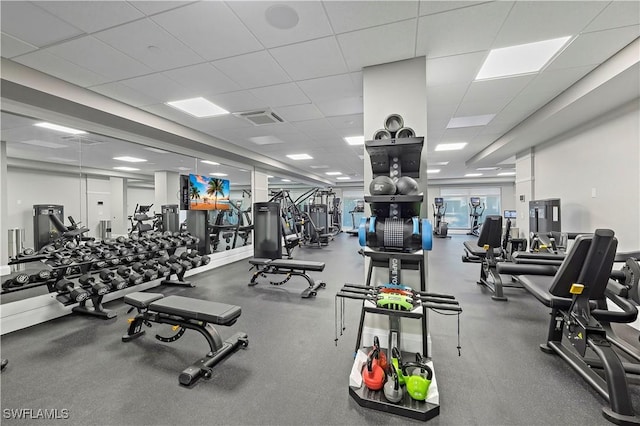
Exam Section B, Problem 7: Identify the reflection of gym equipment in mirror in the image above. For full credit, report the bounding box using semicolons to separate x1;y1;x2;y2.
467;197;485;237
432;198;450;239
128;204;159;236
209;198;253;252
347;200;365;236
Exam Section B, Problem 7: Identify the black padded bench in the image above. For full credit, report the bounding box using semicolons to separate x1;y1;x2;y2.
248;258;326;298
122;292;248;386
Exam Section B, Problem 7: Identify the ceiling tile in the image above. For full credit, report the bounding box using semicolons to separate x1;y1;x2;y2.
35;1;144;33
14;50;108;87
316;96;363;116
419;1;491;16
324;0;419;33
189;113;257;132
462;74;534;105
163;63;240;96
250;83;310;107
151;2;263;61
94;18;202;71
1;111;39;130
548;25;640;70
440;126;482;142
120;73;188;103
89;81;159;107
524;65;596;98
584;1;640;33
327;114;364;130
47;36;152;81
1;2;84;47
426;83;469;107
297;73;360;103
337;19;418;72
350;71;363;91
209;90;265;113
213;50;290;89
129;1;193;16
292;118;335;134
274;103;324;122
416;2;513;58
228;1;333;48
455;99;511;117
1;33;37;58
493;1;608;48
270;36;348;80
426;51;487;86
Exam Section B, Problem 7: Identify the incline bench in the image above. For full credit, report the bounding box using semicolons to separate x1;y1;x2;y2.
122;292;248;386
248;258;326;298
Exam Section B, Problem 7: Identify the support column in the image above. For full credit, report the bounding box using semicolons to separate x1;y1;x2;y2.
362;57;428;354
154;171;180;207
110;177;128;236
515;149;535;239
0;141;9;275
252;170;269;203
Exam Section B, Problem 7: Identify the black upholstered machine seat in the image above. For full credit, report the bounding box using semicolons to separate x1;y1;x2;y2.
462;240;501;258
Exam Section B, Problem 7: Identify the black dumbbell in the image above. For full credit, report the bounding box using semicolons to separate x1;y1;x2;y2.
79;274;109;296
116;236;128;244
64;241;77;250
29;270;52;282
180;251;202;267
99;269;127;290
55;278;89;302
21;248;35;256
117;266;144;286
39;244;56;255
200;255;211;265
131;262;158;281
2;273;30;289
157;256;183;275
145;260;170;278
170;254;192;271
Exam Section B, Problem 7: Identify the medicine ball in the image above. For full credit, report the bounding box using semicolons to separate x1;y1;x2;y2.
395;176;419;195
370;176;396;195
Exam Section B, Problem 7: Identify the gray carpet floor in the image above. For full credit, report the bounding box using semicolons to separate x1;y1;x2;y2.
1;233;639;425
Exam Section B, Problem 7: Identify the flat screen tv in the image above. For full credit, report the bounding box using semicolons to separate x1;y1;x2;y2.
504;210;517;219
188;174;230;211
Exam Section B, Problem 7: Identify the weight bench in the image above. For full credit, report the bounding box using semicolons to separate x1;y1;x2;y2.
248;258;327;298
122;292;248;386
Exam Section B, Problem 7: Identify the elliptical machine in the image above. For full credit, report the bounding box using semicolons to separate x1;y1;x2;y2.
432;198;450;238
346;200;365;236
467;197;484;237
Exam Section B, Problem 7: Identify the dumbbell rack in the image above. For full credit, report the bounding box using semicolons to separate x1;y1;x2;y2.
341;132;444;421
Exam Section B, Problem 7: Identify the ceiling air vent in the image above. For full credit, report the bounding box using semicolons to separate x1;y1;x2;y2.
234;109;284;126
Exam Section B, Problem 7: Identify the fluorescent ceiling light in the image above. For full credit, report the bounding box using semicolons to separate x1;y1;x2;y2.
281;179;291;182
166;97;229;118
498;172;516;176
34;122;86;135
176;167;191;171
326;172;342;176
113;156;147;163
239;169;249;172
427;169;440;174
113;166;140;171
249;136;284;145
287;154;312;160
336;177;351;180
447;114;495;129
48;157;77;163
201;160;220;165
344;136;364;145
477;167;500;171
267;175;274;178
476;36;572;80
310;165;329;169
465;173;483;177
21;139;67;149
435;143;467;151
210;172;228;177
144;147;169;154
428;161;449;166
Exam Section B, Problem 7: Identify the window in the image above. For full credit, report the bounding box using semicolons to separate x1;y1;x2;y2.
439;187;501;230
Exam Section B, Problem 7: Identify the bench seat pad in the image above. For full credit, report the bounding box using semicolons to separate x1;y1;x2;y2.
150;295;241;325
269;259;325;271
124;292;164;309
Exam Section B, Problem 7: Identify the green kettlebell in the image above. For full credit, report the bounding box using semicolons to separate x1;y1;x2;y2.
401;354;433;401
391;347;405;385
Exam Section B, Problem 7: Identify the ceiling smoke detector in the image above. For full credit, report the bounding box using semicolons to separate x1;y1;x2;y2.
234;109;284;126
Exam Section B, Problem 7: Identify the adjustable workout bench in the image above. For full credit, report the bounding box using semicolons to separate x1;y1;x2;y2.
122;292;248;386
248;258;326;298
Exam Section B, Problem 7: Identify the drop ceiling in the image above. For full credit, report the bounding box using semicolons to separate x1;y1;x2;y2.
1;1;638;184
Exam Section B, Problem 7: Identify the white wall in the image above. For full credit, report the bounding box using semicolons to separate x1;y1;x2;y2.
533;101;639;251
127;186;155;216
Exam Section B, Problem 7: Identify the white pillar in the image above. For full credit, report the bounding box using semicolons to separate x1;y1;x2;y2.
515;149;535;239
252;170;269;203
154;171;180;207
110;177;128;236
362;57;428;354
0;141;9;275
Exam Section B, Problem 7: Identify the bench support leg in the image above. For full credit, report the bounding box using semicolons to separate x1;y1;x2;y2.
301;280;327;298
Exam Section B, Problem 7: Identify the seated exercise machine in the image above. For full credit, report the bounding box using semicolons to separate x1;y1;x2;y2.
248;258;326;298
466;197;484;237
516;230;640;425
123;292;248;386
128;204;157;236
346;200;365;236
432;198;449;238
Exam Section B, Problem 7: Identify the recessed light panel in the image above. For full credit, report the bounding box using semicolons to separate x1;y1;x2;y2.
166;97;229;118
249;136;284;145
176;167;191;171
113;166;140;171
210;172;228;177
286;154;312;160
476;36;571;80
465;173;483;177
281;179;291;182
427;169;440;174
34;122;86;135
428;161;449;166
447;114;495;129
477;167;500;171
326;172;342;176
336;177;351;180
498;172;516;176
344;136;364;145
310;165;329;169
201;160;220;165
144;147;169;154
21;139;67;149
113;156;147;163
435;143;467;151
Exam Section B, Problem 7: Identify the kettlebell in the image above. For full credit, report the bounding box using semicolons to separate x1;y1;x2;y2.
371;336;388;371
362;348;385;391
402;354;433;401
391;347;405;385
383;363;404;403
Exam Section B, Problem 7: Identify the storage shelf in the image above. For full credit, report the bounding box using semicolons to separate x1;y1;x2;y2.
364;195;423;203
